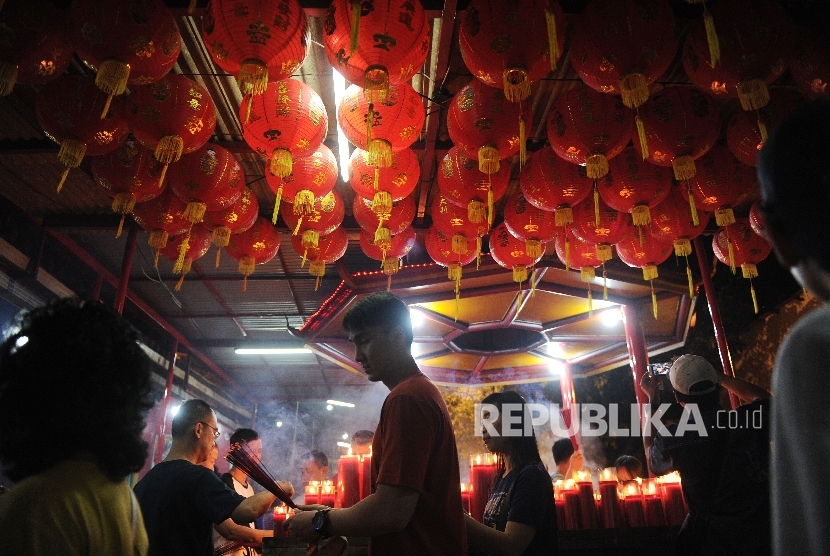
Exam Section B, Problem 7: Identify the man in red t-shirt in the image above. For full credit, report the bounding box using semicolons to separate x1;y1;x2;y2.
287;292;467;555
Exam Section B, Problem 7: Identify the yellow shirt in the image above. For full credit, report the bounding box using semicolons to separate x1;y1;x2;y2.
0;459;148;556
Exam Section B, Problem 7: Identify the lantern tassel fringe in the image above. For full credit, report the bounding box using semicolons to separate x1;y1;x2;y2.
593;182;601;228
96;59;130;118
672;155;696;181
703;10;720;68
183;201;207;224
478;146;500;174
519;117;527;165
586;153;609;179
503;68;531;103
631;205;651;227
737;78;770;111
635;114;649;159
688;189;700;227
369;139;392;168
349;0;362;55
686;260;694;298
238;59;269;96
545;6;560;71
272;186;283;225
293;189;316;217
596;243;612;262
270;148;293;178
555;206;573;227
468;200;486;224
715;207;736;227
620;73;649;109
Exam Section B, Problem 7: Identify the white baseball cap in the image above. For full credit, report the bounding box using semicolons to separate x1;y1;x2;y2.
669;355;720;395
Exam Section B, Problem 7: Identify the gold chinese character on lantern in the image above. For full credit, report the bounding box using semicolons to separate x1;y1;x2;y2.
186;116;204;134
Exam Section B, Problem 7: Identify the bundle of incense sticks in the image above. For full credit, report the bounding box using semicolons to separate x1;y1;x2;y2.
225;443;297;509
214;541;244;556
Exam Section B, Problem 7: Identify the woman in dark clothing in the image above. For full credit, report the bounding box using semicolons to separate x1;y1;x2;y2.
465;391;558;556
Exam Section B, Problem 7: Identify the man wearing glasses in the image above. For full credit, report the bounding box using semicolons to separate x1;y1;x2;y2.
135;399;289;555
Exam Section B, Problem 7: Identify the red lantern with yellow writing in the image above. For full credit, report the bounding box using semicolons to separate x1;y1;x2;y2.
265;144;338;222
293;228;348;290
241;79;328;178
489;223;544;296
322;0;429;100
688;147;757;228
569;0;679;109
36;75;129;191
169;143;244;225
203;186;260;267
70;0;180;112
712;218;772;313
0;0;74;94
447;79;530;173
459;0;564;102
425;225;478;315
92;136;168;238
360;225;416;289
201;0;309;97
281;190;345;257
616;233;674;318
632;86;720;182
726;89;805;167
569;194;632;263
438;146;510;225
600;147;672;226
682;0;790;112
354;194;415;255
132;188;191;266
225;217;281;291
431;195;489;267
547;85;633;179
160;224;212;291
555;230;603;311
126;74;217;185
503;191;557;260
520;146;593;227
348;147;419;217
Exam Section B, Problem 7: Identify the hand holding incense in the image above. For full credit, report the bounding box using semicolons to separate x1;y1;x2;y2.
225;443;297;509
214;540;245;556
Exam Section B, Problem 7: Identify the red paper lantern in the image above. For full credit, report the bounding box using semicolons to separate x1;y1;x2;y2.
600;147;672;226
688;147;757;227
353;194;415;254
241;79;328;178
726;89;806;167
503;191;557;259
0;0;74;94
92;136;168;237
712;218;772;313
169;143;245;225
447;79;530;173
569;0;679;109
265;144;338;222
292;228;348;289
36;75;129;191
201;0;309;96
338;83;424;170
348;147;420;217
520;146;593;227
437;146;510;225
322;0;429;99
132;188;191;265
569;195;632;262
790;31;830;100
459;0;564;102
748;200;768;240
281;190;345;254
682;0;790;111
425;225;478;313
554;230;603;310
360;225;416;287
126;74;217;185
203;186;260;267
225;217;282;290
431;195;490;265
616;233;674;318
489;222;544;288
547;84;633;179
159;224;212;291
70;0;181;111
632;86;720;182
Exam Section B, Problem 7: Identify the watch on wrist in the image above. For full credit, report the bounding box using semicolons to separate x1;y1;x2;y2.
312;508;332;538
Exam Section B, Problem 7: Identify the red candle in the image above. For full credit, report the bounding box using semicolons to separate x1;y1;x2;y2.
319;480;336;508
272;507;291;538
661;481;687;526
576;481;599;529
641;480;666;527
336;455;360;508
460;483;472;514
555;498;568;530
359;455;372;500
598;482;622;529
469;454;498;522
563;490;582;529
304;482;320;505
621;483;645;528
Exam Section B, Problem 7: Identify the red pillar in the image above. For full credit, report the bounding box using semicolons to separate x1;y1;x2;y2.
114;224;138;314
693;237;739;409
622;304;650;407
155;341;179;464
559;362;579;449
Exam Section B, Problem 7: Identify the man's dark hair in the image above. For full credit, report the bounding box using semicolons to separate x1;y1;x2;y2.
0;298;153;482
482;390;543;478
303;450;329;468
229;428;259;445
171;399;213;438
758;98;830;271
351;429;374;445
552;438;575;465
615;455;644;479
342;292;413;345
674;387;722;409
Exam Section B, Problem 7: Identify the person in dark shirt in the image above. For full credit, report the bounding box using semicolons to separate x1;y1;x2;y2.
466;390;558;556
641;355;771;556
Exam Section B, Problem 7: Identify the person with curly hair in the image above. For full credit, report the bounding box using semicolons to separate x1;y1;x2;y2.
0;298;155;555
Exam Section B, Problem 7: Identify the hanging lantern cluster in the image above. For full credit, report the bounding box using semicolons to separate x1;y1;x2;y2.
281;190;345;261
503;191;557;261
712;218;772;314
292;228;349;290
489;222;544;305
225;217;282;291
431;195;490;270
353;194;415;262
359;226;416;290
203;186;260;268
599;147;671;228
348;147;420;218
265;144;338;222
201;0;310;98
437;146;510;225
520;146;593;227
687;147;756;228
169;143;245;225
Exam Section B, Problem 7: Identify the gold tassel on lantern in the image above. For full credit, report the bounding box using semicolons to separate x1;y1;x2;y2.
383;258;400;291
744;263;760;314
293;189;316;217
239;255;256;292
673;238;692;257
642;264;658;281
452;233;468;255
585;153;609;179
620;73;649;109
530;266;537;297
174;259;192;292
183;202;207;224
478;146;500;174
519;116;527;165
727;237;736;274
714;207;736;227
526;239;542;260
111;193;136;238
373;167;380;190
686;260;694;298
650;281;658;319
468;200;486;224
56;139;87;192
545;5;560;71
635;114;649;159
155;134;185;163
238;59;269;96
737;78;770;111
688;186;700;227
310;260;326;291
503;68;531;103
302;229;320;264
703;10;720;68
448;263;462;322
555;206;573;227
372;190;393;216
758;117;769;142
375;225;392;253
564;236;571;271
365;103;375;151
96;59;130;118
148;230;169;251
631;205;651;227
476;236;482;270
175;231;191;273
672;155;696;181
212;227;231;268
487;181;494;226
602;263;608;300
270;148;294;178
369;139;392;168
350;0;362;54
596;244;613;262
514;266;527;308
272;185;283;225
0;61;18;96
293;216;304;236
364;66;390;104
581;267;595;315
593;181;601;228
